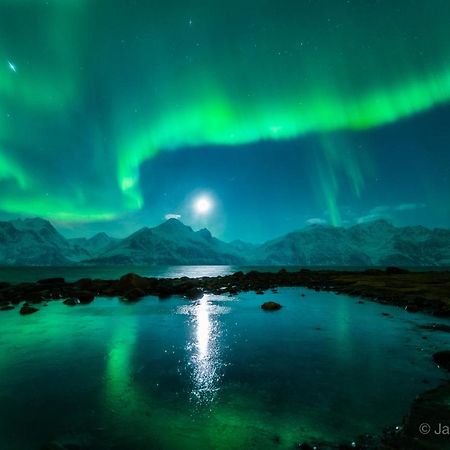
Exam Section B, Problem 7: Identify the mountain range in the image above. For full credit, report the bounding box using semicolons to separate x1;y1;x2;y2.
0;217;449;267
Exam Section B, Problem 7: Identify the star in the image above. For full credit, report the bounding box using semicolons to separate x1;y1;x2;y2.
7;60;16;73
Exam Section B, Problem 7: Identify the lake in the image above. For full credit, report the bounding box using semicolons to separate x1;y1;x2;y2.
0;286;448;449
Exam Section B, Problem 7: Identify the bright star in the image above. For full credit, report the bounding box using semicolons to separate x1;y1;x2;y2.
7;61;16;73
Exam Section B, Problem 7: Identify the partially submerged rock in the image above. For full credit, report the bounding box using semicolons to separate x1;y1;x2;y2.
123;288;146;301
261;301;282;311
74;291;95;304
63;297;80;306
20;304;39;315
184;287;203;300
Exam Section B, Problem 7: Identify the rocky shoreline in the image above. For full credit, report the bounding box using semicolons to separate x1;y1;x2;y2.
0;268;449;450
0;267;449;316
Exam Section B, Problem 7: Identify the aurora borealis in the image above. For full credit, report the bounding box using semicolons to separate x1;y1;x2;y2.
1;0;450;241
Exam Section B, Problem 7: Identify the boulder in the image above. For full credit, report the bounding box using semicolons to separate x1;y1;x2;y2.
74;278;93;289
433;351;450;371
75;291;95;304
63;298;80;306
123;288;146;301
184;287;204;300
261;301;282;311
20;304;39;315
118;273;149;290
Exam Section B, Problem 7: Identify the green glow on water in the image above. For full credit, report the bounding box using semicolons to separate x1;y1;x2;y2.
0;290;448;449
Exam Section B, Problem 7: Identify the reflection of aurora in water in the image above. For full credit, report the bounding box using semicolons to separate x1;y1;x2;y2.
0;291;449;449
179;295;231;405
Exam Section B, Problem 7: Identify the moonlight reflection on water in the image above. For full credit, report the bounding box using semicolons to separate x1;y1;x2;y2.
179;295;231;405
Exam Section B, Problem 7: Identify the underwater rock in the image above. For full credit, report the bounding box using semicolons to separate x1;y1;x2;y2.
20;303;39;315
261;301;282;311
433;351;450;371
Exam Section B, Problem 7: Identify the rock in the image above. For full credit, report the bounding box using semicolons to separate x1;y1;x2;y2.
0;304;14;311
63;297;80;306
75;291;95;304
256;289;264;295
402;380;450;449
404;304;420;313
20;304;39;315
433;351;450;371
157;286;173;299
123;288;145;301
118;273;149;290
184;287;203;300
261;301;282;311
297;444;314;450
74;278;93;289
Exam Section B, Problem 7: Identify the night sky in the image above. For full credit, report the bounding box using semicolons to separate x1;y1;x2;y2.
1;0;449;242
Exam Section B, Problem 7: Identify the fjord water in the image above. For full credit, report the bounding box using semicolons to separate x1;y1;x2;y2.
0;289;448;450
0;264;447;284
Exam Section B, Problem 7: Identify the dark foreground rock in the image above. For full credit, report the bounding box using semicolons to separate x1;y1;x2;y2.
433;351;450;371
19;304;39;315
63;297;80;306
261;301;282;311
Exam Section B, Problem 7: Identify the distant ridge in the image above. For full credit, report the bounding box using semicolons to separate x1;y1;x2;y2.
0;217;449;266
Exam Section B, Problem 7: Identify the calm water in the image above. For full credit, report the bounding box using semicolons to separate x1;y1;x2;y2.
0;288;449;449
0;264;448;284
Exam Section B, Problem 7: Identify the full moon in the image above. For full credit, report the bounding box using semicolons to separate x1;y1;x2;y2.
193;195;214;215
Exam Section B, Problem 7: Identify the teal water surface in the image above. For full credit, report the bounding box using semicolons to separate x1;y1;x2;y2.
0;288;449;449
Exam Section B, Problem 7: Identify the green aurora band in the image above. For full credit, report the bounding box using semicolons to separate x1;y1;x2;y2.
1;0;450;224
